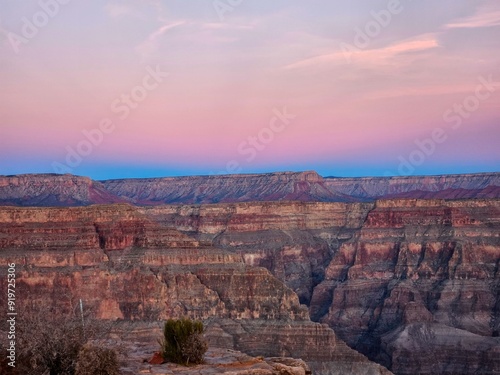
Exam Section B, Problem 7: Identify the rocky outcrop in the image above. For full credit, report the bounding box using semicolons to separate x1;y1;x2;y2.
1;172;498;206
138;201;373;305
317;199;500;371
116;344;311;375
135;199;500;374
0;192;498;374
0;204;390;375
380;323;500;375
101;171;357;204
323;173;500;200
0;174;126;206
101;172;500;203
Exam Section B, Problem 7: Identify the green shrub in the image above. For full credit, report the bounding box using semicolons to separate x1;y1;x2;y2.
75;345;119;375
159;318;208;365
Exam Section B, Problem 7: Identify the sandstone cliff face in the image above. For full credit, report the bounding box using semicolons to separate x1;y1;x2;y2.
0;174;126;206
137;201;372;306
1;172;498;206
323;173;500;200
102;172;500;203
0;204;390;375
101;171;357;204
318;199;500;371
0;197;498;374
136;199;500;374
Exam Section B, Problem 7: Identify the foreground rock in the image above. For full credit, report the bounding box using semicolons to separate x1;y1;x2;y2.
109;321;392;375
119;345;311;375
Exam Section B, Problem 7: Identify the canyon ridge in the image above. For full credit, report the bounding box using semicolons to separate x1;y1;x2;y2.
0;171;499;375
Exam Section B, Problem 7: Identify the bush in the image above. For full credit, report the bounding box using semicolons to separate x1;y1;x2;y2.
75;345;119;375
159;318;208;365
180;333;208;365
15;304;113;375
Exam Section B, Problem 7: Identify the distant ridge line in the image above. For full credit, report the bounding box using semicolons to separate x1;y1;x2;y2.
0;171;498;206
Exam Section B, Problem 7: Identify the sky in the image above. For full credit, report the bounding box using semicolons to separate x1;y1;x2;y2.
0;0;499;179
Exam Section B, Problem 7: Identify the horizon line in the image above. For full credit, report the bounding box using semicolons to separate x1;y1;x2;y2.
1;170;499;181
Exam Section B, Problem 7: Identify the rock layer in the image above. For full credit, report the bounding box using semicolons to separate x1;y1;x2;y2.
131;199;500;374
0;204;390;375
0;174;126;206
0;192;498;374
1;172;498;206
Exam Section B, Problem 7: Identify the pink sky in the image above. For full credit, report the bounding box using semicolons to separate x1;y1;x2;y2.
0;0;499;179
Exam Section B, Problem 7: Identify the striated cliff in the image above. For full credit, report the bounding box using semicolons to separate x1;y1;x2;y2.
323;173;500;200
0;204;391;375
0;174;126;206
134;199;500;374
0;171;498;206
100;171;358;204
0;172;499;374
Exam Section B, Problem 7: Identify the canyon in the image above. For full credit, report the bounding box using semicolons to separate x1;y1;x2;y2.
0;203;391;375
0;172;499;374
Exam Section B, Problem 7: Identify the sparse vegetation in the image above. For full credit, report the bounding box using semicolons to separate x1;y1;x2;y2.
159;318;208;365
15;304;114;375
75;344;120;375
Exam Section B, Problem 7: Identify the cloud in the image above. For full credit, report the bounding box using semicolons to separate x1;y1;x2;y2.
283;34;439;70
136;20;187;61
444;4;500;29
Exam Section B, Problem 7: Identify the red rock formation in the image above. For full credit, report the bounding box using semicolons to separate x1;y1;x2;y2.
0;190;498;374
0;174;126;206
100;171;357;204
1;172;498;206
121;346;313;375
134;199;500;374
0;204;390;375
323;173;500;200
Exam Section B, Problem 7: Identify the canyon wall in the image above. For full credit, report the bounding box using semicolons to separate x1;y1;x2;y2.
323;173;500;200
134;199;500;374
0;204;390;375
1;172;498;206
0;174;126;206
0;171;499;374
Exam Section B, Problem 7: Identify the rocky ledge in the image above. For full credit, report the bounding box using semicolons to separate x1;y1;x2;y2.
119;344;311;375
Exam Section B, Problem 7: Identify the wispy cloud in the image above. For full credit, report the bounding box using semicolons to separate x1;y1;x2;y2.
364;83;490;101
444;4;500;29
283;34;439;70
136;21;187;61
